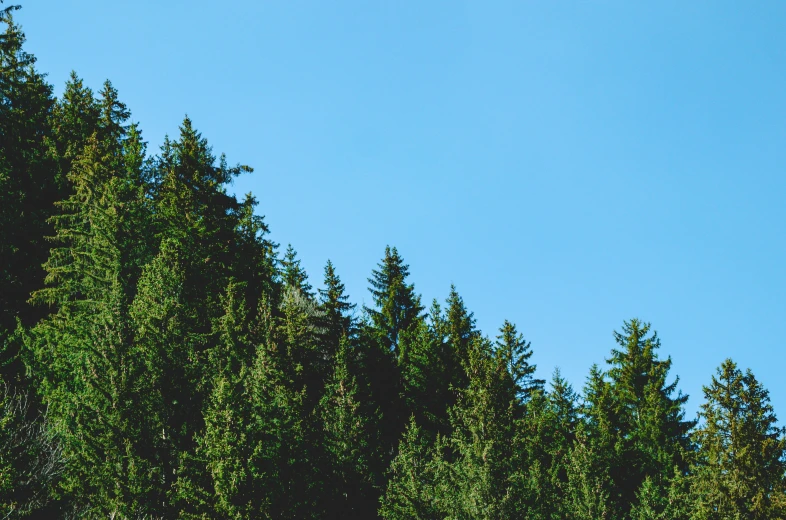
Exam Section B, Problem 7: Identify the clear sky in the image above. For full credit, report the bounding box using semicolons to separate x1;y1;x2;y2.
19;1;786;421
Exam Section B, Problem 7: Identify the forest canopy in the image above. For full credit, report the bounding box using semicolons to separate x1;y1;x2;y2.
1;6;785;519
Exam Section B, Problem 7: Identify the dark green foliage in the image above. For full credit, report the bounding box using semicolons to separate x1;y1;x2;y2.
378;417;440;520
319;336;380;518
578;319;694;518
496;319;544;401
516;369;578;519
690;359;786;519
282;244;314;298
2;8;783;516
0;9;59;381
318;260;355;349
365;246;424;356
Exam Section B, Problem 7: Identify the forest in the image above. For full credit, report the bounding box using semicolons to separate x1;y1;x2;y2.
1;5;786;519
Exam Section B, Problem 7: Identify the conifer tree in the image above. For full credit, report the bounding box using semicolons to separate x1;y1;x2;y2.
379;417;440;519
565;433;615;520
358;246;426;496
365;246;424;356
517;369;578;519
580;319;693;517
690;359;786;519
49;72;99;175
319;336;379;518
496;319;544;401
0;7;59;380
318;260;355;346
153;117;250;325
245;294;317;519
28;131;156;516
398;316;443;436
430;338;521;519
281;244;314;298
440;286;477;401
130;239;200;515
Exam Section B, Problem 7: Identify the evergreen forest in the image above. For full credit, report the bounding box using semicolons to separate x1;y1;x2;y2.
1;6;785;519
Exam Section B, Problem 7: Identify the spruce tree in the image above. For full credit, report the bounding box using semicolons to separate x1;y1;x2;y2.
517;369;578;519
0;7;59;381
28;131;156;516
358;246;425;498
281;244;314;298
496;319;544;401
690;359;786;519
319;336;379;518
318;259;355;347
365;246;424;356
379;417;440;520
580;319;693;517
430;338;521;519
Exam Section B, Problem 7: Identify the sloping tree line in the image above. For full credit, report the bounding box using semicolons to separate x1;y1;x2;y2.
1;8;785;519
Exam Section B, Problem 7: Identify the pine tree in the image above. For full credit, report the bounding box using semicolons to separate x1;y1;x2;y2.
318;260;355;347
379;417;440;520
441;286;477;401
581;319;694;517
496;319;544;401
365;246;424;356
690;359;786;519
153;116;251;326
130;239;199;516
517;369;578;519
28;131;157;516
0;7;59;381
430;338;521;519
565;433;615;520
281;244;314;298
48;72;99;175
357;246;426;498
319;336;379;518
398;316;443;436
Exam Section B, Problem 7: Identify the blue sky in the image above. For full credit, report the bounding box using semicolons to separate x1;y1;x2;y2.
20;1;786;420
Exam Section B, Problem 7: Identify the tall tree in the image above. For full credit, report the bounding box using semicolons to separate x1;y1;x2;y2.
690;359;786;519
281;244;313;298
365;246;423;356
496;319;544;401
378;417;440;520
517;369;578;519
319;336;379;518
0;7;59;380
318;260;355;346
28;131;156;517
580;319;693;517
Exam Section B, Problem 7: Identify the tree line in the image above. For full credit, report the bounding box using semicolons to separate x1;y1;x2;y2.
1;7;785;519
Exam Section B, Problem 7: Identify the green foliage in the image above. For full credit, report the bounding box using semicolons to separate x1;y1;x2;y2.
0;8;59;381
690;359;786;520
319;336;380;517
366;246;424;356
281;244;314;298
496;319;544;401
3;7;784;516
379;417;440;520
578;319;694;517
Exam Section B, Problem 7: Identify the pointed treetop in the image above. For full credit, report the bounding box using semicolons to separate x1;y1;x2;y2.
496;319;544;400
365;245;424;354
281;244;313;298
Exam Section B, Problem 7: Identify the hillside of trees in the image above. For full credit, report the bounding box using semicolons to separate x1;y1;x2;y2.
1;6;785;519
